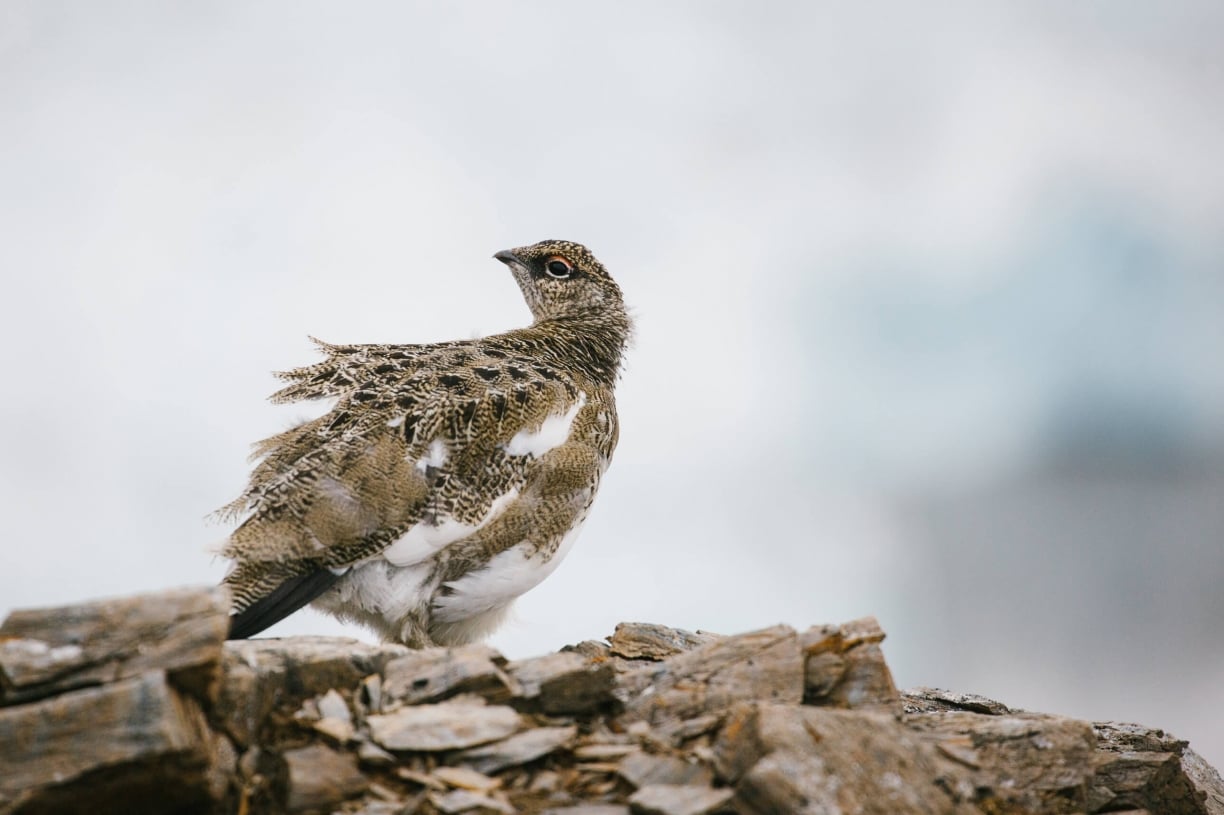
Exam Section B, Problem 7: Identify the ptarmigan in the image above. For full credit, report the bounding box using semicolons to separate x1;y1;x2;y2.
219;240;631;648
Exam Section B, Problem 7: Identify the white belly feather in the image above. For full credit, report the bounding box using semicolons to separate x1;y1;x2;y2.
382;487;519;566
432;515;587;623
320;393;595;643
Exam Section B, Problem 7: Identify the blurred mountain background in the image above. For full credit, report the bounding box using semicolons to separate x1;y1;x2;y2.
2;1;1221;766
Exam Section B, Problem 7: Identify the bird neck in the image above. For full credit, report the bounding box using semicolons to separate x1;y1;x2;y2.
526;310;631;386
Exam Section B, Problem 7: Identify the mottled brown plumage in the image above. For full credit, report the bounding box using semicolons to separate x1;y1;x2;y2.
220;240;631;647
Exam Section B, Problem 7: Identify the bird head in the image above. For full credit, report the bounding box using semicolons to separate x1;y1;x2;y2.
494;240;625;324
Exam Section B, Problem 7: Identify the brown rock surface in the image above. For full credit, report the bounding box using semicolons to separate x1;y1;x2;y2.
617;624;805;731
507;651;617;715
0;670;215;814
627;783;734;815
381;643;513;707
0;586;229;705
457;725;579;774
2;587;1221;815
606;622;720;660
367;699;524;752
283;743;368;812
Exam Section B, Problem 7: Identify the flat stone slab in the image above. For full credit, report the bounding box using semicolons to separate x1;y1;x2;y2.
0;586;229;705
607;623;720;660
368;700;524;752
619;625;804;727
902;686;1012;715
618;750;713;789
382;644;513;706
429;788;515;813
506;651;617;714
627;784;734;815
456;725;578;774
0;671;212;812
432;765;501;792
284;743;368;813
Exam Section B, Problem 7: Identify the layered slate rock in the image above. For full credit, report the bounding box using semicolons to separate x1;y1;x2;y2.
367;699;524;752
0;586;229;705
2;592;1222;815
0;588;230;815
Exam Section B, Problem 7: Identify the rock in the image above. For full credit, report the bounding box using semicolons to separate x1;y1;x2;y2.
314;715;355;743
619;625;804;729
316;687;351;720
368;699;524;751
353;801;419;815
907;709;1100;811
1;588;1220;815
235;745;285;814
0;586;229;706
433;765;501;792
799;616;898;708
1183;750;1224;815
360;672;383;713
206;731;238;806
216;636;405;747
663;715;721;743
618;751;713;788
564;639;615;660
627;784;734;815
294;696;321;723
429;788;515;813
507;651;617;714
457;725;579;774
283;743;368;813
714;703;978;815
1090;722;1224;815
902;686;1013;715
0;671;214;814
0;640;89;695
309;688;356;742
607;623;721;660
382;644;513;706
396;767;448;790
575;743;640;761
356;739;397;767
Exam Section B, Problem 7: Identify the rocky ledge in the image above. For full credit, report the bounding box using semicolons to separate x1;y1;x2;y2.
1;588;1221;815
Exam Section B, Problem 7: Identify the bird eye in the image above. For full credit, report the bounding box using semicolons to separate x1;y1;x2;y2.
544;257;573;279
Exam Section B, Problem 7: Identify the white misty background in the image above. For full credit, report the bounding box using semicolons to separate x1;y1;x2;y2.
1;1;1221;767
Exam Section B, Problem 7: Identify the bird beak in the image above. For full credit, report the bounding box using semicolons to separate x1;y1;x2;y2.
495;249;539;317
494;250;524;270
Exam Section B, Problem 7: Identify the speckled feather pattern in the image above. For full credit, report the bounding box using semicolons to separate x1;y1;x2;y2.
219;240;631;647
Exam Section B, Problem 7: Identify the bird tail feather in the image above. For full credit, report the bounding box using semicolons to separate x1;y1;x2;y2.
226;566;344;640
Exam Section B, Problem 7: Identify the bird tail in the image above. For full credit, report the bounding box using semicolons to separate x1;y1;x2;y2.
226;564;345;640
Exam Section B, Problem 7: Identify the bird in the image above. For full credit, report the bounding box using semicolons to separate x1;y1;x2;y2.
217;239;631;648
